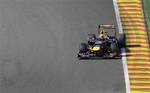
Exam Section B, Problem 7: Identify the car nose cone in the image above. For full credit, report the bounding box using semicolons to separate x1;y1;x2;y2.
95;41;102;44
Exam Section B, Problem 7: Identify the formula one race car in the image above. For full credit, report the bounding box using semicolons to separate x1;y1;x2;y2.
77;24;125;59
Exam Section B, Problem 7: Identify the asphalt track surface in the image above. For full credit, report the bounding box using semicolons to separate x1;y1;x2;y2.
0;0;125;93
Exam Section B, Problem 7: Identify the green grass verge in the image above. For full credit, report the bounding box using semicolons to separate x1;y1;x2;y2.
143;0;150;42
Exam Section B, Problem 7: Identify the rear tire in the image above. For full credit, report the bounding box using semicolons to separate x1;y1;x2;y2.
118;34;126;48
111;43;117;52
110;43;118;57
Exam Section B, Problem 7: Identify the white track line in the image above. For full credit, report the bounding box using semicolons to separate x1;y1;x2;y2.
113;0;131;93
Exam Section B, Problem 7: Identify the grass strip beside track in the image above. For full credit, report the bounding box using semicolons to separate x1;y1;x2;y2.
143;0;150;44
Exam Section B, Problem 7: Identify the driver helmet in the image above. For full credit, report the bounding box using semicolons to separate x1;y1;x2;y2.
99;29;109;39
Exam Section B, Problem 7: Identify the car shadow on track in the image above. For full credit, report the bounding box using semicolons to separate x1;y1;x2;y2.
122;44;141;57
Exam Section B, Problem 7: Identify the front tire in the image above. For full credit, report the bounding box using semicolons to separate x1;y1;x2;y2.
79;43;88;53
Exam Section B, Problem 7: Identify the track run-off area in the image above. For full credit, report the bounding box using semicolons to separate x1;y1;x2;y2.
116;0;150;93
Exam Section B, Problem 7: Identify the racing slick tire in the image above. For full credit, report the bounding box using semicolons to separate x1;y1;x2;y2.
118;33;126;48
111;43;117;52
79;43;88;53
109;43;118;58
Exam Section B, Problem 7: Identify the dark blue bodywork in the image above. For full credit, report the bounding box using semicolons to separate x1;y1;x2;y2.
78;34;120;59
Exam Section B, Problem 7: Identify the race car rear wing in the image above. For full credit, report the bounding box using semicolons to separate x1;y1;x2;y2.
98;24;117;37
98;24;115;29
